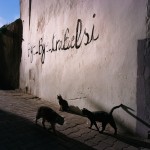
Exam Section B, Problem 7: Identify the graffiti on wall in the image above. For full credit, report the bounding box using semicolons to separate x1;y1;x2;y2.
28;14;99;64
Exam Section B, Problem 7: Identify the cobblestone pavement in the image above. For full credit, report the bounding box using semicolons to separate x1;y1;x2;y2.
0;90;150;150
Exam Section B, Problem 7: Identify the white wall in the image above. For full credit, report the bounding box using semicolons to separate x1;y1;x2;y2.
20;0;146;135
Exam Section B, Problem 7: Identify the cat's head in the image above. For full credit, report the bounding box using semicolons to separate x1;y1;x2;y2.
55;115;64;125
57;94;62;100
82;108;89;116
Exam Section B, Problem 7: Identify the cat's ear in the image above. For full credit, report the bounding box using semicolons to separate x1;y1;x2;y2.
82;108;86;111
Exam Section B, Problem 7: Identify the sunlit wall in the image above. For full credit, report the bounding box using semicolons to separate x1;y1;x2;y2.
20;0;146;136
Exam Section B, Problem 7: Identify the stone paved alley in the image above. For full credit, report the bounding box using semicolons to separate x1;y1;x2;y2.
0;90;149;150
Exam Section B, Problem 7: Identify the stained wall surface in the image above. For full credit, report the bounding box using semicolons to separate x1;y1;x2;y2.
20;0;147;136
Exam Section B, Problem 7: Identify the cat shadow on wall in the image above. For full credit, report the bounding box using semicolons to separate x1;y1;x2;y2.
121;104;150;128
68;105;83;116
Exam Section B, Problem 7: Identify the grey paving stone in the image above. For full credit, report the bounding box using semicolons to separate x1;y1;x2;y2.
112;141;129;150
94;141;110;150
123;146;139;150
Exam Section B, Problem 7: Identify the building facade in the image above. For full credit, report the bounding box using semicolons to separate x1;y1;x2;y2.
20;0;149;137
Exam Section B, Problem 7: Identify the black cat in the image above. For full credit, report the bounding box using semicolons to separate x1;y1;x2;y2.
82;104;123;134
35;106;64;133
57;95;69;111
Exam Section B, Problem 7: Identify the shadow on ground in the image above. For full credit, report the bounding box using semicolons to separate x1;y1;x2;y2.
87;127;150;149
0;109;94;150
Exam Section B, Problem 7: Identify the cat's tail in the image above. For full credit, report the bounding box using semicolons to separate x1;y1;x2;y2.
109;104;123;116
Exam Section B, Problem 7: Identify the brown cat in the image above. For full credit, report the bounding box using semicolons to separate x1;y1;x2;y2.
82;104;123;134
35;106;64;133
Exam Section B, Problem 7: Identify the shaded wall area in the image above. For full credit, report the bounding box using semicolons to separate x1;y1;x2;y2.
136;39;150;138
0;19;22;90
136;0;150;137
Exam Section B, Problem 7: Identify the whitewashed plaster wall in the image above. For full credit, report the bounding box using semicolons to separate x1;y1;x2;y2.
20;0;146;135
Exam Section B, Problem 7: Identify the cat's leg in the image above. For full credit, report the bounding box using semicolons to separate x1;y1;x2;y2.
62;106;65;111
101;122;107;133
109;117;117;134
42;118;46;128
89;121;94;129
35;114;40;124
89;120;99;131
59;106;62;111
35;117;38;124
64;106;68;112
93;121;100;132
51;123;56;134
